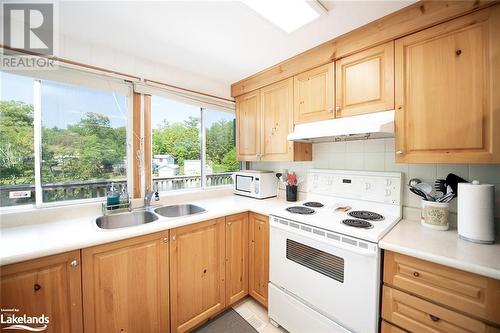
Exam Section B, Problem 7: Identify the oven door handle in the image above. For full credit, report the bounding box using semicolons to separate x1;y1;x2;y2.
270;221;377;257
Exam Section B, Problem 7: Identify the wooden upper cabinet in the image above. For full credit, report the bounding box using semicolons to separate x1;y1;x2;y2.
236;90;261;161
260;78;295;161
248;212;269;308
82;232;169;333
225;212;249;306
170;218;226;333
294;63;334;123
395;6;500;163
336;42;394;117
1;251;83;333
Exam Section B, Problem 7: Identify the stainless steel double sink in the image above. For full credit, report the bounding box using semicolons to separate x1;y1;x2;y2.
96;204;206;230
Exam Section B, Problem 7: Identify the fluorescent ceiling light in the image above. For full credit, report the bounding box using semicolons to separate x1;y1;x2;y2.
241;0;327;33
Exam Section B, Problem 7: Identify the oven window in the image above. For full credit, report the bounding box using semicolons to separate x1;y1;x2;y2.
286;239;344;283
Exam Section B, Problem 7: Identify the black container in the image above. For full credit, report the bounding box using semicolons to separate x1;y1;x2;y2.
286;185;297;202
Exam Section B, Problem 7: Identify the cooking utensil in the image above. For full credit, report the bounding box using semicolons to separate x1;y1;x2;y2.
436;191;454;203
434;179;447;194
410;187;429;200
408;178;422;187
446;173;468;195
415;182;432;194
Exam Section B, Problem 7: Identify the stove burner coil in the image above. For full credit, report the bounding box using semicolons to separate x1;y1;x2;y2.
341;219;373;229
303;202;324;208
348;211;384;221
286;206;315;215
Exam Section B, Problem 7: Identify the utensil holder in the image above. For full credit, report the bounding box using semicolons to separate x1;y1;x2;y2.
421;200;449;230
286;185;297;202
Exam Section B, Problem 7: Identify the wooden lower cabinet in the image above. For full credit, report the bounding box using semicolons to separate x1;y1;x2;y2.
382;286;500;333
169;218;226;333
225;212;249;306
0;251;83;333
82;231;170;333
248;212;269;307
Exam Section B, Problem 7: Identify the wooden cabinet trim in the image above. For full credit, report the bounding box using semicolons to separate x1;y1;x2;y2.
231;1;497;97
248;212;269;307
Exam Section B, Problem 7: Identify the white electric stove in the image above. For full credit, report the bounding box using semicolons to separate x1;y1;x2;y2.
268;169;402;333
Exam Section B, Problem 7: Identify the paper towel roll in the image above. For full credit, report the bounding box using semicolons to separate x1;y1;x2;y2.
457;181;495;244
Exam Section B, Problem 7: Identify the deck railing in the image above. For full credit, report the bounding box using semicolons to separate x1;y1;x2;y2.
0;173;233;207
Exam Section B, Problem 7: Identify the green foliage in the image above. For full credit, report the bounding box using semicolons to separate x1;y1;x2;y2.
153;116;238;174
0;101;35;184
0;100;126;185
152;116;201;168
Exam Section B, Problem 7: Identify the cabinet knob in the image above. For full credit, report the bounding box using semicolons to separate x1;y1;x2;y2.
413;271;420;277
429;314;440;322
34;283;41;292
328;108;333;113
227;222;232;226
396;150;404;155
70;260;78;268
172;235;176;241
162;237;169;243
455;49;462;56
335;106;341;112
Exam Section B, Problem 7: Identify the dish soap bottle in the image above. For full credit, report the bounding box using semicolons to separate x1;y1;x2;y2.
107;182;120;208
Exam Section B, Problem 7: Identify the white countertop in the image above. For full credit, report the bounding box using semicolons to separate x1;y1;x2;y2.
380;219;500;280
2;193;500;281
0;194;284;266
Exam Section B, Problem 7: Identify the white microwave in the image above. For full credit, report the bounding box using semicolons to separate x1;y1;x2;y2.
233;170;277;199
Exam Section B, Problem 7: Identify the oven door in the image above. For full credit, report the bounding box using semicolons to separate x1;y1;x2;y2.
269;217;380;333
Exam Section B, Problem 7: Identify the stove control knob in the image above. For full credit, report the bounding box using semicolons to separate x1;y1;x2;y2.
365;182;371;190
327;177;333;185
385;189;391;197
386;179;392;186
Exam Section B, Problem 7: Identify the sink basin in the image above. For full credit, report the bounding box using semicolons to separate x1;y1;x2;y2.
154;204;206;218
96;210;158;229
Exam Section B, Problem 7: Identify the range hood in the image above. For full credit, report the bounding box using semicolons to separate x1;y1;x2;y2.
287;110;395;143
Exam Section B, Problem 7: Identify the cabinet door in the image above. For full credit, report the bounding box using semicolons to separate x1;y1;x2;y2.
0;251;83;333
395;7;500;163
170;218;226;333
248;212;269;307
260;78;294;161
294;63;334;123
225;212;249;306
336;42;394;117
82;232;169;333
236;90;261;161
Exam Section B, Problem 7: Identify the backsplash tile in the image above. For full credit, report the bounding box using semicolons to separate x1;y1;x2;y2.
252;138;500;228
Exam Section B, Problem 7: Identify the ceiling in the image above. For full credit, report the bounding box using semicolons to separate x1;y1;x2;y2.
59;1;415;88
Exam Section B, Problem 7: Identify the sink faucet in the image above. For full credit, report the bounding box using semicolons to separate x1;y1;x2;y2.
144;186;159;208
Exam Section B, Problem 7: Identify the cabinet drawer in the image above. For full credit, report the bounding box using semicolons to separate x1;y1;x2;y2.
381;320;407;333
383;251;500;325
382;286;500;333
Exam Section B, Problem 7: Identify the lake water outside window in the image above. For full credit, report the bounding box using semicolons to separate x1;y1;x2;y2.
151;95;237;192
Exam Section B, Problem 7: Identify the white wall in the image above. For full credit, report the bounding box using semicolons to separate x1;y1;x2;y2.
252;138;500;230
59;36;231;98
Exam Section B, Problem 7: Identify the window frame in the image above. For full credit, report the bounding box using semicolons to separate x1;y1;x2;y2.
0;72;133;210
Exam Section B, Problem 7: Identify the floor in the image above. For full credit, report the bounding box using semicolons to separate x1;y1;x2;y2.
232;297;287;333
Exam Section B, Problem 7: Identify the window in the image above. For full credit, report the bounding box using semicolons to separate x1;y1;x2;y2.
0;72;35;207
0;69;130;208
151;95;237;192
